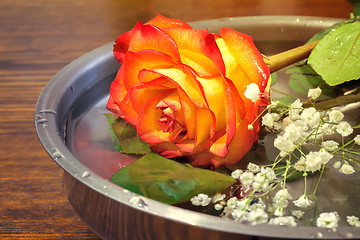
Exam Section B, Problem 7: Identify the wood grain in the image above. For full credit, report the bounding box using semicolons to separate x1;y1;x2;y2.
0;0;353;239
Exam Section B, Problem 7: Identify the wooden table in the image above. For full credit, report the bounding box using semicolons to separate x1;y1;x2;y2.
0;0;353;239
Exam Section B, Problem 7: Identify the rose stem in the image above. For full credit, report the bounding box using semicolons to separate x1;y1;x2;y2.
265;40;320;73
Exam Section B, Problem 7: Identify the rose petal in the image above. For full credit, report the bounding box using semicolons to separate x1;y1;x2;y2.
113;21;181;64
129;82;173;113
163;28;225;76
219;27;269;91
177;89;196;139
152;67;207;108
137;90;183;143
145;14;192;29
213;118;257;166
118;92;138;126
196;76;227;132
109;67;127;103
123;49;177;89
106;95;123;118
216;28;269;110
195;108;215;147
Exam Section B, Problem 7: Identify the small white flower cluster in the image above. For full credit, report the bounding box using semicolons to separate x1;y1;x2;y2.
316;211;339;229
232;163;277;193
347;215;360;227
191;162;360;229
190;87;360;229
262;87;359;175
244;83;260;102
190;193;211;206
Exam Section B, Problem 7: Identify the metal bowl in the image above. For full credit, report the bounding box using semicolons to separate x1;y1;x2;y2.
35;16;360;239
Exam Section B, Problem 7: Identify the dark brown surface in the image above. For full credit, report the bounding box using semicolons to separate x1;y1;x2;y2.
0;0;354;239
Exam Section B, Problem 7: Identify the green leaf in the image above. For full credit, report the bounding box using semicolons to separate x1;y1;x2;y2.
355;2;360;17
106;114;151;154
287;64;336;99
306;19;354;43
308;21;360;86
110;153;235;204
110;167;143;195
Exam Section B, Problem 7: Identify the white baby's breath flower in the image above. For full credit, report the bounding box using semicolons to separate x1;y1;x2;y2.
290;99;303;112
240;171;254;189
289;99;303;120
300;107;321;128
299;150;332;173
320;123;336;136
293;195;313;208
283;121;308;144
294;156;306;172
274;207;285;216
262;112;281;128
274;135;296;154
231;208;247;221
316;212;340;229
347;216;360;227
191;193;211;206
269;216;297;227
304;151;324;172
212;193;226;203
263;167;276;180
244;83;260;102
226;197;239;209
247;208;268;224
247;163;261;173
273;189;292;209
282;116;292;127
355;134;360;145
248;201;266;211
235;198;249;210
322;140;339;152
231;169;243;179
319;148;333;164
214;203;224;211
328;109;344;123
336;121;354;137
339;163;355;175
308;87;322;100
333;161;342;169
214;203;224;210
292;210;305;219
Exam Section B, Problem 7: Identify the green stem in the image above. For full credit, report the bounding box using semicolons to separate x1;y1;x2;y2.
311;164;325;197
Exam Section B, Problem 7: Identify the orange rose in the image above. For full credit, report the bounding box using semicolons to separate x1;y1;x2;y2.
107;14;269;168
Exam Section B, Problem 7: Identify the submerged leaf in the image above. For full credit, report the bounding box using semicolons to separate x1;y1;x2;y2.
287;63;336;99
308;21;360;86
106;114;151;154
110;153;235;204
